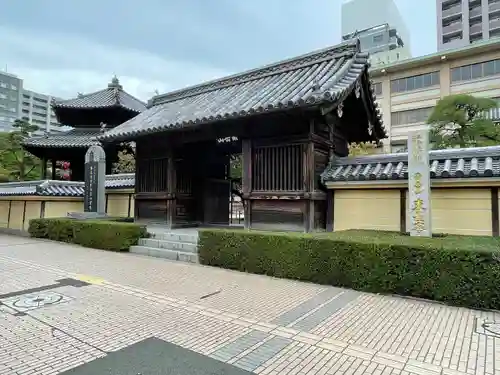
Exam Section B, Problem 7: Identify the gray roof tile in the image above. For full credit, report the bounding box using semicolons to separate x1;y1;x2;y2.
53;77;147;114
22;128;101;148
321;145;500;183
0;173;135;197
100;40;384;141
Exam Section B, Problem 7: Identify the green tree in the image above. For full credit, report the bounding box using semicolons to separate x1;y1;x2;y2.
112;142;136;173
349;141;383;156
427;94;499;149
0;119;41;181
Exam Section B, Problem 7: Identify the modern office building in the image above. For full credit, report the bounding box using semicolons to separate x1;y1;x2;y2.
369;38;500;152
341;0;412;66
342;24;412;67
21;90;64;134
437;0;500;50
0;71;23;131
0;70;63;133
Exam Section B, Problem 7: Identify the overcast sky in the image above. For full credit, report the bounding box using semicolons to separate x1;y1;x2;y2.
0;1;436;101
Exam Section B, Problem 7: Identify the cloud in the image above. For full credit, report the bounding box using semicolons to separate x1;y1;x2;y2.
0;26;231;101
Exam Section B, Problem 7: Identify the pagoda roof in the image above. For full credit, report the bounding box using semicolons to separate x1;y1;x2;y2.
100;39;385;142
52;77;147;114
22;128;101;149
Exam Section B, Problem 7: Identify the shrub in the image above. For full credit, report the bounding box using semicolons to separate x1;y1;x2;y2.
28;218;147;251
198;229;500;310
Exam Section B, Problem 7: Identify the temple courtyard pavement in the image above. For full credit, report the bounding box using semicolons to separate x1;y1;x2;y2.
0;234;498;375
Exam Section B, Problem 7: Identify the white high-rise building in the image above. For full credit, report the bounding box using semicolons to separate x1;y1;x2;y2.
341;0;412;66
437;0;500;51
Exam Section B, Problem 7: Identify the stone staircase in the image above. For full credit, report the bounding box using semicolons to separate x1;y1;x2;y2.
129;227;199;263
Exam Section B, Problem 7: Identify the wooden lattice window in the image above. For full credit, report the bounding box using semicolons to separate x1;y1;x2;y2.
136;157;168;192
252;145;304;191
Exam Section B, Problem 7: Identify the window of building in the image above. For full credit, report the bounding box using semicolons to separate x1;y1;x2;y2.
391;143;407;153
390;72;440;94
373;82;382;96
451;58;500;82
22;94;30;100
0;83;7;89
391;107;434;126
10;85;17;91
373;34;383;43
442;0;461;11
0;93;6;100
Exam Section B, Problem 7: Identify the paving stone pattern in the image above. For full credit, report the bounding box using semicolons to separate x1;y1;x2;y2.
0;235;499;374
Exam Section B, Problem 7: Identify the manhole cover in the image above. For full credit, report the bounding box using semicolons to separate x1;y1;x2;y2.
474;317;500;338
1;291;71;312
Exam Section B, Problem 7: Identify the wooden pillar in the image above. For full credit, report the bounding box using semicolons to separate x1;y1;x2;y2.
326;190;334;232
241;139;252;229
165;152;176;229
491;188;499;237
51;159;56;180
40;157;47;179
304;141;315;232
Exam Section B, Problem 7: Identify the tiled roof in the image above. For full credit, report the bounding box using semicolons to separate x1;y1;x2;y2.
53;77;147;114
0;173;135;197
321;145;500;184
22;128;101;148
100;39;384;141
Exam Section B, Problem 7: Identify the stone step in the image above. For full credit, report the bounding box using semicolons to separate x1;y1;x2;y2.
148;231;198;244
129;246;199;264
138;238;198;253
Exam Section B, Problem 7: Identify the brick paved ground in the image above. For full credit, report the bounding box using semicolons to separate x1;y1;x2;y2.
0;234;499;374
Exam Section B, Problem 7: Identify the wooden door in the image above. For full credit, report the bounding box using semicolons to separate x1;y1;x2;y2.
204;178;231;226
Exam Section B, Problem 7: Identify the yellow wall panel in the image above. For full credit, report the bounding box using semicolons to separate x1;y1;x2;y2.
0;201;10;228
9;201;24;230
106;194;131;217
23;201;41;230
45;201;84;218
334;189;400;232
403;188;492;236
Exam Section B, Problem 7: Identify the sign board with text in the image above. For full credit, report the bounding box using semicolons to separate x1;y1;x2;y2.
84;145;106;214
407;129;432;237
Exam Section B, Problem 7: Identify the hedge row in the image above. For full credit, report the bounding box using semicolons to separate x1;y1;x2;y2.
28;218;147;251
198;229;500;310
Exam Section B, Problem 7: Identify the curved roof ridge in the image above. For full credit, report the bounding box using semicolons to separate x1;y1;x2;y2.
150;39;361;106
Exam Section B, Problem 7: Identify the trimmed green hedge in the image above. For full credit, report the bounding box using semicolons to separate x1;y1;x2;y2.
28;217;147;251
198;229;500;310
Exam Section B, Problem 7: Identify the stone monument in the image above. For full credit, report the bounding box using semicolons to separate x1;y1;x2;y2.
68;144;107;220
407;128;432;237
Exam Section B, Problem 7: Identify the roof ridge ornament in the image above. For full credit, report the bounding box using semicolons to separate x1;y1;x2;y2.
100;122;107;133
337;102;344;118
355;80;361;99
108;75;123;90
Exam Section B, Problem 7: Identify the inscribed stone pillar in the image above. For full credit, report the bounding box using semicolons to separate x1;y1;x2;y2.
84;144;106;214
407;129;432;237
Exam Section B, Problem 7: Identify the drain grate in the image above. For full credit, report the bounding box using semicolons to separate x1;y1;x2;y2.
1;291;71;312
474;317;500;338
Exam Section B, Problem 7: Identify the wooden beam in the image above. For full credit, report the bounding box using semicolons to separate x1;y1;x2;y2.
492;188;499;237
